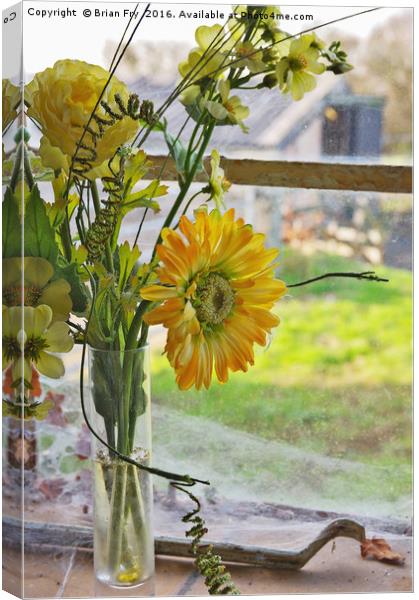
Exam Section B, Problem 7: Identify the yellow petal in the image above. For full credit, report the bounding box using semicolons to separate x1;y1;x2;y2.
141;285;178;301
3;306;23;336
36;351;65;378
44;321;74;352
195;24;224;51
24;305;52;337
39;279;72;320
218;80;230;103
23;257;54;288
12;357;32;383
2;258;22;287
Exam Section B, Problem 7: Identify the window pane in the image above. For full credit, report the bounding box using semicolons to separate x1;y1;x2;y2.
132;6;413;165
11;187;410;542
148;187;412;540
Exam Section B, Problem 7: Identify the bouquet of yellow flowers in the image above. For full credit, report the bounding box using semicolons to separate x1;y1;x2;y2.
2;4;386;594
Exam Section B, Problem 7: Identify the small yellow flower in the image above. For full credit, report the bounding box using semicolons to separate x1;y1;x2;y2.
206;150;231;211
234;41;266;73
231;5;281;27
3;304;74;384
2;79;20;131
268;30;292;62
276;34;326;101
26;60;138;167
141;208;287;390
3;257;72;321
205;80;250;132
179;25;234;81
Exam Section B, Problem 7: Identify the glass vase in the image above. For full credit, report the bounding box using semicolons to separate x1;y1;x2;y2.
88;344;154;588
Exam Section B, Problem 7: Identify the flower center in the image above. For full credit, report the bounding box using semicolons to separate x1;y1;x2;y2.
3;285;42;307
25;337;48;361
224;100;235;113
3;337;21;361
70;78;96;107
238;45;252;58
195;272;235;326
289;54;308;71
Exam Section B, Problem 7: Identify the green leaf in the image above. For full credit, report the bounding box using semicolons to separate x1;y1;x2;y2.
71;245;88;265
123;150;149;196
2;187;22;258
24;185;59;263
118;241;141;293
121;180;168;216
129;354;147;421
163;127;205;175
55;260;89;314
90;352;120;423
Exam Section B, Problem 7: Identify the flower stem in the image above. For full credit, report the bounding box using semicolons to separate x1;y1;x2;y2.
125;121;216;351
23;146;35;189
107;462;128;578
127;465;149;564
9;142;23;191
155;120;215;249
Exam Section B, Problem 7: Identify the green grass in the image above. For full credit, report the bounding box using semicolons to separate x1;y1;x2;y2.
151;250;412;498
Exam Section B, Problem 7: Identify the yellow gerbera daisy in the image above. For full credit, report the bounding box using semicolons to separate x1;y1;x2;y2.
141;208;287;390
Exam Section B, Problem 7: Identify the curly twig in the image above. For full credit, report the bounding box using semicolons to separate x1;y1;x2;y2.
287;271;389;288
172;483;240;595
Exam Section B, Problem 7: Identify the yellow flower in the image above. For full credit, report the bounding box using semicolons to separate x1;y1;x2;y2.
231;5;281;27
206;150;231;210
26;60;139;167
2;79;20;131
205;80;250;132
3;257;72;321
268;30;292;62
39;136;71;173
2;304;74;384
141;208;287;390
234;41;266;73
179;25;234;81
276;34;326;101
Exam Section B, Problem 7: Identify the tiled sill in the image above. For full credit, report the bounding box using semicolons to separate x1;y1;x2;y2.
3;535;412;598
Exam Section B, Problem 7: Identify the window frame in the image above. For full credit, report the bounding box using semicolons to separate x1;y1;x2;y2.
148;156;412;194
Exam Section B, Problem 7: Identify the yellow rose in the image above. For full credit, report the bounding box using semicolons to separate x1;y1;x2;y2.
39;136;71;173
26;60;139;167
2;78;20;131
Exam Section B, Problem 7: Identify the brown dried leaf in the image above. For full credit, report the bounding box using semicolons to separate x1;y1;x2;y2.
38;478;66;501
361;538;405;565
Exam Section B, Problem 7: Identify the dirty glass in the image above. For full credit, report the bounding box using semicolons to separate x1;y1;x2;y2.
2;2;412;597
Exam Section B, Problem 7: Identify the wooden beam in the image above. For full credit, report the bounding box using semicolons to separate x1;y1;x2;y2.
3;516;365;571
147;155;412;194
